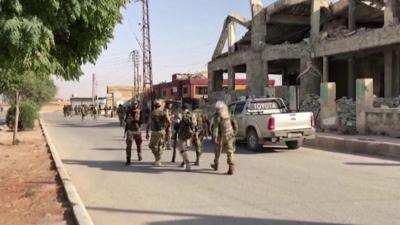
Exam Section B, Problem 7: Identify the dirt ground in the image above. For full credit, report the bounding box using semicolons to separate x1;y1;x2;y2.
0;123;75;225
41;101;67;113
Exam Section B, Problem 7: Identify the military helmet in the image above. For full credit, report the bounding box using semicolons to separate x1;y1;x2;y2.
154;99;163;107
131;100;138;106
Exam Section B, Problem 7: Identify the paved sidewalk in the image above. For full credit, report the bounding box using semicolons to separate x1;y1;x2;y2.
305;132;400;159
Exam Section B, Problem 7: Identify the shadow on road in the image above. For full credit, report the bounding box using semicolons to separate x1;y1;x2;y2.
62;159;221;175
50;122;120;129
91;147;125;151
86;206;352;225
344;162;400;166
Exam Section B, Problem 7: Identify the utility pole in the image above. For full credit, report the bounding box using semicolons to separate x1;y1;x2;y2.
141;0;153;109
92;73;96;105
131;50;140;98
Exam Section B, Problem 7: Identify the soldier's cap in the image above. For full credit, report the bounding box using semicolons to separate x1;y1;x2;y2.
154;99;163;107
215;101;227;109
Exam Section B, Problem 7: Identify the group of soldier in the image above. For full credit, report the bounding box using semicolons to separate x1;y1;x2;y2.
63;104;98;120
121;99;238;175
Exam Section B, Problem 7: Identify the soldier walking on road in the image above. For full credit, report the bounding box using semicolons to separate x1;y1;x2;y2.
164;101;172;150
117;104;126;126
146;99;169;166
192;102;209;166
211;101;238;175
124;101;143;165
177;103;196;171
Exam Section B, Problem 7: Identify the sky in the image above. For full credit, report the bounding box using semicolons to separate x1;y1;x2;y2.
55;0;273;99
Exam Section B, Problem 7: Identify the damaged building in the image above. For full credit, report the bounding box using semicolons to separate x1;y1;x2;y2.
208;0;400;102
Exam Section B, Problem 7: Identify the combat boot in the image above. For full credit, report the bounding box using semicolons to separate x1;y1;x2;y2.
125;158;131;166
180;162;185;168
138;153;143;161
210;163;219;171
194;152;201;166
185;163;191;172
227;164;235;175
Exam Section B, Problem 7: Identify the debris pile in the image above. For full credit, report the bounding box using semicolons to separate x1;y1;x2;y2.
300;94;320;118
373;97;400;108
336;97;357;134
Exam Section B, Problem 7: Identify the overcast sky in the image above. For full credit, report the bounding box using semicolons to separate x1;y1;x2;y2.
55;0;274;99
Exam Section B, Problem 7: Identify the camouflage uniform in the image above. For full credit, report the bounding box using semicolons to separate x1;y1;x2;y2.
192;108;208;166
124;103;142;165
147;100;168;165
211;101;238;175
164;105;172;150
117;105;126;126
81;105;88;121
177;108;196;171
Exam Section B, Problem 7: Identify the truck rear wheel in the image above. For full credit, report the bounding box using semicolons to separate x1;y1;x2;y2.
285;140;302;150
247;129;262;152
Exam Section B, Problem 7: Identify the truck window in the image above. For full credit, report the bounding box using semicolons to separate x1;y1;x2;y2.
235;102;246;114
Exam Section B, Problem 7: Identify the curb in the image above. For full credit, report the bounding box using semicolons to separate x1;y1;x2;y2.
39;119;95;225
304;134;400;160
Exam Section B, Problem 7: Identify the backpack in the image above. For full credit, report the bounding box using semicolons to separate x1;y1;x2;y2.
178;111;194;140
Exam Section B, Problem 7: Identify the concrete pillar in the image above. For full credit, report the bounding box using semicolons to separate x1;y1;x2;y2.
384;0;399;26
228;22;235;54
384;50;393;98
348;57;355;98
348;0;356;31
310;0;322;46
320;82;337;129
247;54;266;97
322;56;329;82
288;86;297;111
228;67;235;91
250;0;263;18
356;79;373;134
251;10;267;51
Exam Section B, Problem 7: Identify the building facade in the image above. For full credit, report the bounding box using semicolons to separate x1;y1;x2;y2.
208;0;400;102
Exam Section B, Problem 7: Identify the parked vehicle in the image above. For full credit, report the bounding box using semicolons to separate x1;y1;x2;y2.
229;97;315;151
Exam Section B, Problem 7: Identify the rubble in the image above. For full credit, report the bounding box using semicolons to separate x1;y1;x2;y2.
336;97;357;134
300;94;321;118
373;96;400;108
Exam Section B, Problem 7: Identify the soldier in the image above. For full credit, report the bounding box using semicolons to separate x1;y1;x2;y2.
192;102;209;166
164;101;172;150
211;101;238;175
124;101;143;165
81;104;88;121
117;104;126;126
176;103;196;171
146;99;169;166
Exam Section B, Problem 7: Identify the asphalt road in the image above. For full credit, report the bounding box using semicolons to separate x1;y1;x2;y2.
42;113;400;225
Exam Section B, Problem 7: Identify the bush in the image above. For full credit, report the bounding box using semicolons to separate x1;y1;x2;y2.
6;100;39;130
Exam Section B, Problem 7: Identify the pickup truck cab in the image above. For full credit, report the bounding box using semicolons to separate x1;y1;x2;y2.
229;97;315;151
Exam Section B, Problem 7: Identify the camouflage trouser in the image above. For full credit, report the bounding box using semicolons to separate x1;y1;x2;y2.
177;139;191;163
192;130;205;154
149;130;166;161
165;127;172;150
214;134;236;165
126;131;142;160
118;115;124;126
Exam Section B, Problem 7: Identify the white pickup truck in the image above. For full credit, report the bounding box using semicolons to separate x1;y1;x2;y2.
228;97;315;151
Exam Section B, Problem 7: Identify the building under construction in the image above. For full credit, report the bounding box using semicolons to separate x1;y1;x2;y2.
208;0;400;103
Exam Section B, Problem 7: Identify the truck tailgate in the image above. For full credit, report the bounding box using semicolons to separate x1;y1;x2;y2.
271;112;313;131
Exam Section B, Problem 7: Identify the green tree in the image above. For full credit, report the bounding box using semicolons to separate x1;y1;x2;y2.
0;0;127;144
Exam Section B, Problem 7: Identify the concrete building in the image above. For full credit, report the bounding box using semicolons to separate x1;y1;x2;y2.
106;85;135;107
153;72;274;103
70;97;93;108
208;0;400;103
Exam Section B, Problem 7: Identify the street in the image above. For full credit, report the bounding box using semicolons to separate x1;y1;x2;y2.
42;113;400;225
